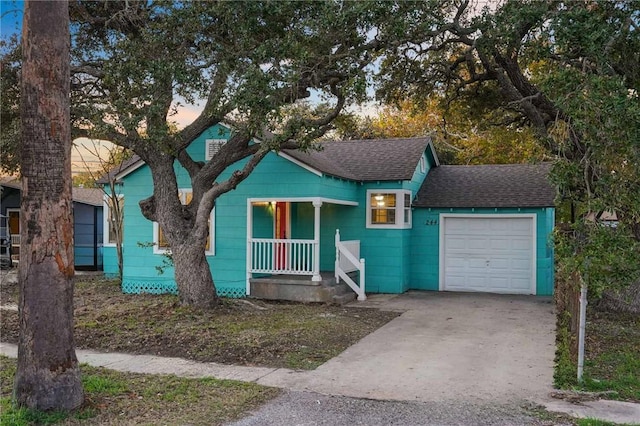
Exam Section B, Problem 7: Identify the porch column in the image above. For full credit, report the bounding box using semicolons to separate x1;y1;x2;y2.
246;200;253;295
312;200;322;282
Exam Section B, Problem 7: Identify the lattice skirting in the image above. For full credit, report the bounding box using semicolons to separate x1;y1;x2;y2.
218;286;246;298
121;279;246;298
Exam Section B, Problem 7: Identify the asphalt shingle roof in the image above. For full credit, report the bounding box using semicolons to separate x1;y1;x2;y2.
99;137;434;183
96;155;142;184
414;163;555;208
91;138;555;210
71;187;104;206
284;137;434;181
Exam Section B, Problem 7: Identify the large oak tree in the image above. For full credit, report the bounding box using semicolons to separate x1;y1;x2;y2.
377;0;640;292
69;1;392;308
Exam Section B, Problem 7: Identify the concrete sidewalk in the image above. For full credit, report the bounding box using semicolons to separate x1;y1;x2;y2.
2;342;639;424
0;342;288;383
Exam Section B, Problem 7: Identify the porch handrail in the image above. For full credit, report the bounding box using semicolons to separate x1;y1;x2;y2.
249;238;317;276
334;229;366;301
10;234;20;246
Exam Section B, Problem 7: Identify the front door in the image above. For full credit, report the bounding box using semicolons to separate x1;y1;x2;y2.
275;202;289;269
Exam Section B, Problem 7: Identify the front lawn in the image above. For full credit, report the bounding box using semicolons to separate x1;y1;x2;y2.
0;277;399;370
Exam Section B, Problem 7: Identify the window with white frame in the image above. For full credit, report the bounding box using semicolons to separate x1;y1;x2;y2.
205;139;226;160
403;192;412;225
366;190;412;229
103;194;124;246
153;189;215;255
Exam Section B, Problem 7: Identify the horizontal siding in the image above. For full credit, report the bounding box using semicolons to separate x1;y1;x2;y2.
410;207;555;296
108;126;363;297
105;127;514;298
102;246;119;277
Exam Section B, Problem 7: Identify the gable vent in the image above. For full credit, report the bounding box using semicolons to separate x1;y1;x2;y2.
206;139;226;160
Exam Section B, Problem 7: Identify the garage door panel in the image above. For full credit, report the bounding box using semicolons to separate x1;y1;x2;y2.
468;220;490;232
468;238;488;250
445;256;467;269
511;238;532;250
468;258;489;270
511;278;532;290
489;238;510;250
446;237;468;249
489;220;503;231
442;216;535;295
509;219;532;231
465;276;487;288
491;277;510;288
511;259;532;271
446;275;472;288
446;220;469;233
488;258;510;270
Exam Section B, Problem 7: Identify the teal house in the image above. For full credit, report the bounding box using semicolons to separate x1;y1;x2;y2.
102;124;555;300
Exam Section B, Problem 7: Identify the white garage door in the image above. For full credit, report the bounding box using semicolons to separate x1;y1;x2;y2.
441;216;535;294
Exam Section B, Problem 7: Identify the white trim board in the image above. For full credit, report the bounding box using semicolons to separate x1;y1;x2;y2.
248;197;358;207
102;194;124;248
277;152;323;177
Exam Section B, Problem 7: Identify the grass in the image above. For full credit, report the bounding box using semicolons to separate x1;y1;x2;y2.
577;420;638;426
0;277;399;370
554;306;639;401
579;309;640;402
0;356;279;426
581;352;640;401
82;375;127;396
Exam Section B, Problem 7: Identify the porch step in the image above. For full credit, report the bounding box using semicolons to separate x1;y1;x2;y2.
332;291;357;306
249;272;359;305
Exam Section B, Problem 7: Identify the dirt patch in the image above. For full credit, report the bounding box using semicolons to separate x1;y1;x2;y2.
1;277;399;370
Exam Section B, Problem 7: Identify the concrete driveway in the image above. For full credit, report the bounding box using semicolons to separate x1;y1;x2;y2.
258;291;556;405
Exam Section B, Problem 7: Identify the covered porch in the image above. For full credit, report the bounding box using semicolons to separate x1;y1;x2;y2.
245;197;366;302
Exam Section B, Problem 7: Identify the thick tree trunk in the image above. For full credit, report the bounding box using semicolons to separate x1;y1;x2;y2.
172;242;218;308
15;0;83;411
140;157;219;309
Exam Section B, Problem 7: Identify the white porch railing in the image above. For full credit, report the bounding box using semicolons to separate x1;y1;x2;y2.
334;229;366;301
249;238;317;275
10;234;20;246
